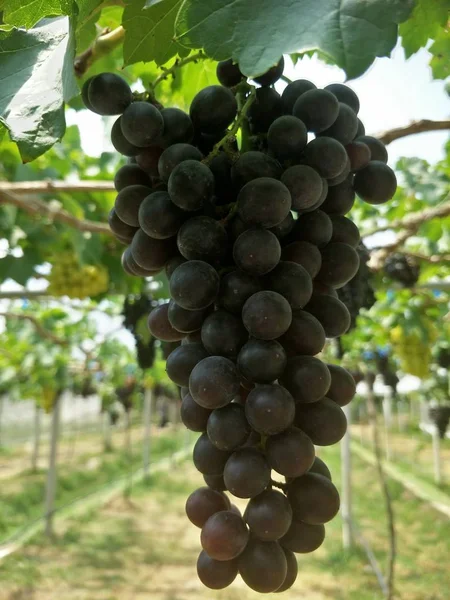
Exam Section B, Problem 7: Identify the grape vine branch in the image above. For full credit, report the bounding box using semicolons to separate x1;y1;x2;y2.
0;312;68;346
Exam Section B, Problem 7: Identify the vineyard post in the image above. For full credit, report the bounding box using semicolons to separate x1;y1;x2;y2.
340;403;353;549
431;426;442;485
31;404;42;471
142;386;153;481
0;395;4;448
44;392;62;537
103;412;113;452
382;389;393;461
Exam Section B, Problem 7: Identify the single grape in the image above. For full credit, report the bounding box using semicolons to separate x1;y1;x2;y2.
121;246;160;277
245;489;292;541
111;117;140;156
197;551;238;589
114;184;152;227
305;293;351;338
266;427;315;477
317;242;360;288
270;212;295;239
108;209;138;242
355;135;388;163
319;102;358;145
216;59;244;87
147;302;183;342
330;215;361;248
166;343;208;387
135;145;164;176
170;260;220;310
201;310;248;358
130;229;177;270
81;77;97;112
276;548;298;592
325;83;360;113
204;473;227;491
288;210;332;247
180;392;212;432
287;472;340;524
248;87;283;133
279;520;325;553
190;356;240;409
355;118;365;137
279;310;326;356
279;356;331;404
267;116;307;163
113;164;151;191
281;165;325;212
308;456;332;480
177;216;228;264
328;157;351;186
320;176;355;215
293;89;339;133
231;151;282;190
165;255;186;279
242;291;292;340
186;487;230;528
218;270;262;315
160;107;194;145
207;403;250;451
193;433;232;475
158;143;202;182
201;510;249;560
224;448;271;498
326;364;357;407
281;79;317;114
238;539;287;593
295;397;347;445
303;136;348;179
237;177;292;228
237;339;287;384
168;300;207;334
345;141;371;171
138;191;185;239
233;228;281;276
190;85;238;134
245;384;295;435
88;73;132;115
168;160;215;211
253;57;284;86
353;161;397;205
264;261;313;309
281;241;322;278
120;101;164;147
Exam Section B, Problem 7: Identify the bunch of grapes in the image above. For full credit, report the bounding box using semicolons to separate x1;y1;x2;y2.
122;295;156;369
390;325;436;379
337;243;376;330
384;253;420;287
83;58;397;593
437;346;450;369
375;351;399;393
47;252;109;299
428;406;450;439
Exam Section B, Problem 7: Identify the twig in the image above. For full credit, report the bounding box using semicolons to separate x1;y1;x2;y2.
0;312;68;346
150;51;206;90
0;290;49;300
365;374;396;600
376;119;450;145
395;250;450;264
0;181;115;194
270;478;288;491
0;189;113;236
281;74;293;84
74;26;125;77
205;85;257;163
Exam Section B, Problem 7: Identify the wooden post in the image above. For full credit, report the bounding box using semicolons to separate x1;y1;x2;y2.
359;405;365;445
431;426;442;485
382;390;393;461
142;387;152;480
341;403;353;549
31;404;42;471
103;412;112;452
0;395;4;448
44;393;62;537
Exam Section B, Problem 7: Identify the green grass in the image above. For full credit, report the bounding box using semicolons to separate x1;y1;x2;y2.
0;428;187;543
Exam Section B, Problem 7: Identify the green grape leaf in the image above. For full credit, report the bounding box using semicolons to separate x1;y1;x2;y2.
2;0;72;29
429;27;450;80
175;0;414;79
0;254;38;285
0;17;78;162
123;0;189;67
399;0;448;59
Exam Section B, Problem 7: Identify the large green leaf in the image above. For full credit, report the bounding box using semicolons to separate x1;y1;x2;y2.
399;0;448;59
2;0;72;29
123;0;189;66
175;0;414;79
0;17;77;162
430;27;450;79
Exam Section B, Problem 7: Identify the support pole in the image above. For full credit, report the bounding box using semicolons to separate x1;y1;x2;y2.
31;404;42;471
44;393;62;537
431;426;442;485
382;390;393;461
341;404;353;549
142;388;153;481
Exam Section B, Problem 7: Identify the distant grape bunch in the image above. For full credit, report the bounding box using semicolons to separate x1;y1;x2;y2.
384;253;420;287
122;295;156;369
47;251;109;299
83;57;396;593
338;243;376;330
